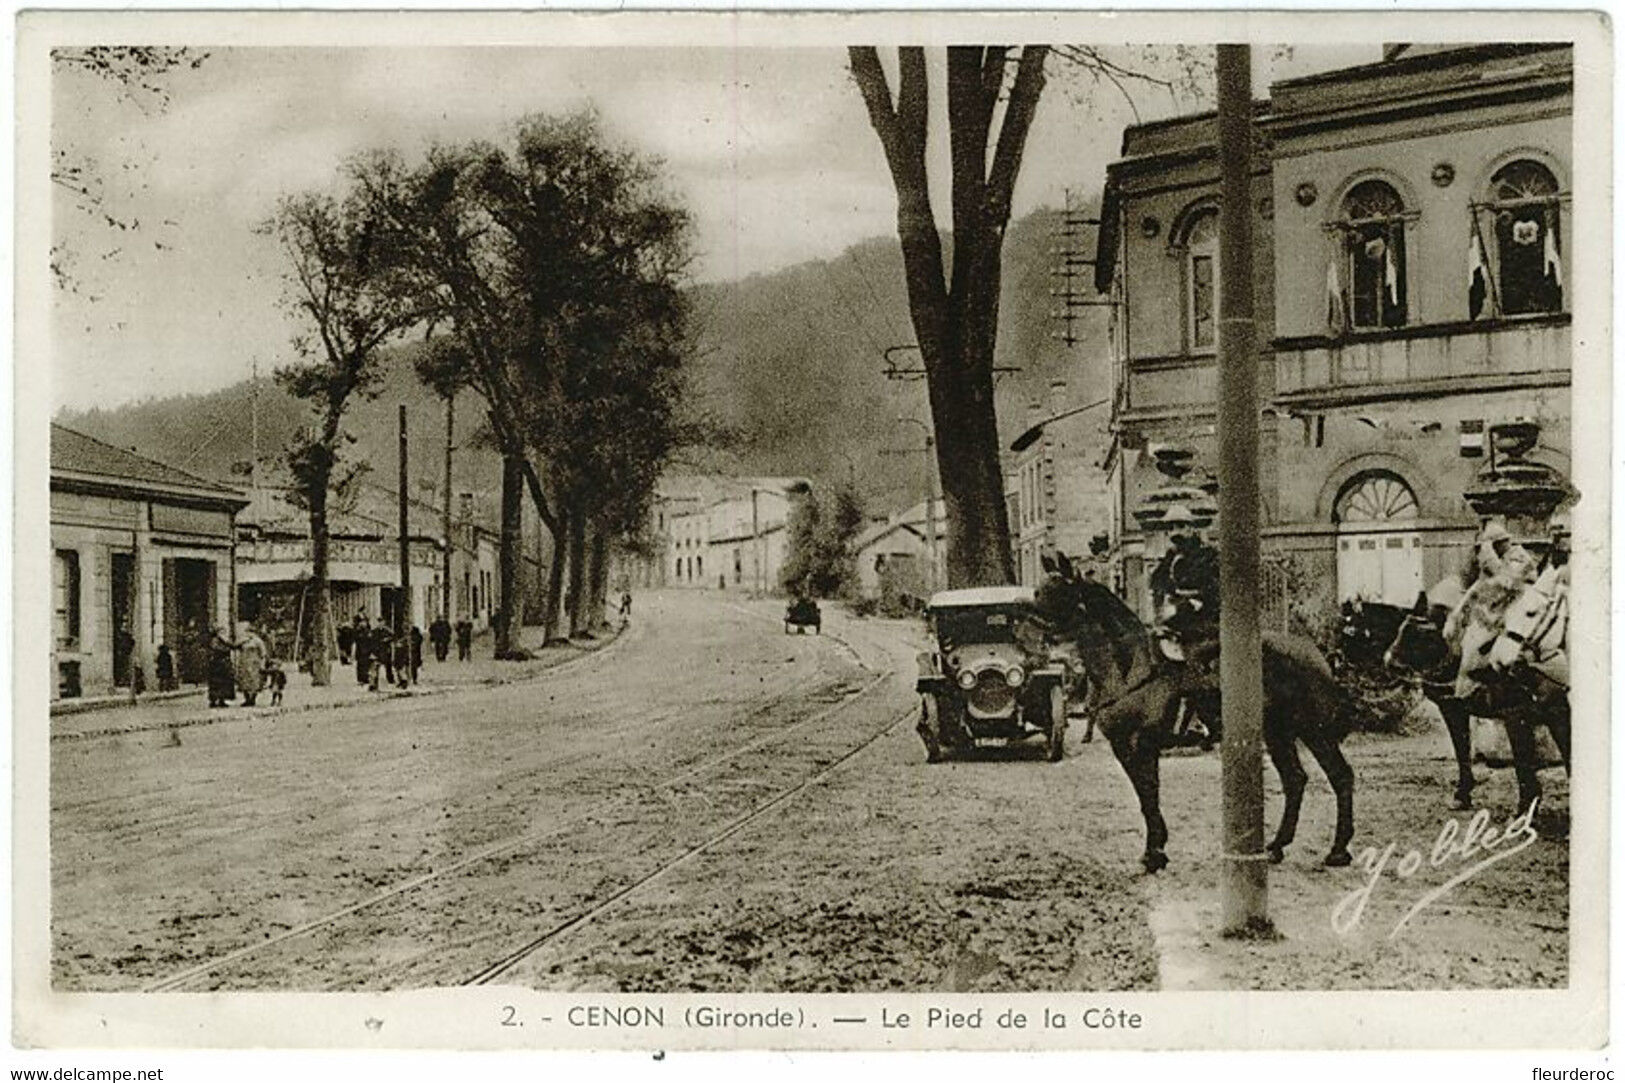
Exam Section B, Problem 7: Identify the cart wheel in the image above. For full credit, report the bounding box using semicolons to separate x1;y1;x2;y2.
919;695;943;763
1047;684;1068;762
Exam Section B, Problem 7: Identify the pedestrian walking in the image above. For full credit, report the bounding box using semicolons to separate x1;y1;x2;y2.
429;615;452;663
455;618;473;662
264;657;287;706
156;644;177;692
619;590;633;619
373;623;396;687
233;623;269;707
205;626;236;708
409;625;424;683
354;614;373;686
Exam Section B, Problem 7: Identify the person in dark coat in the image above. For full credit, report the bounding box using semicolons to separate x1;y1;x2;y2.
353;614;373;685
455;618;473;662
156;644;177;692
337;620;355;666
373;623;396;687
409;625;424;682
206;627;236;708
429;615;452;663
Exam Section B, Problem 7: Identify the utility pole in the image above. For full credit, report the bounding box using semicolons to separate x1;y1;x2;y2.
398;404;412;684
1216;43;1270;935
442;395;454;623
896;417;940;594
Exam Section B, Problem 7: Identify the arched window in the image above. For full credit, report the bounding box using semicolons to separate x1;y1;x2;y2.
1334;470;1423;606
1487;159;1563;316
1179;207;1219;350
1338;180;1409;330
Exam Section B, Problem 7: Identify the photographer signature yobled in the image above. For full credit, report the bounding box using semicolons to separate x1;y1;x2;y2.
1331;800;1541;939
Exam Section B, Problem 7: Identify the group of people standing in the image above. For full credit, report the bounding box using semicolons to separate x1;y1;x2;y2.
203;622;284;709
337;612;474;691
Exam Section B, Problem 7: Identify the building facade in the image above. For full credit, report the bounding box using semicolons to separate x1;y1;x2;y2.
50;424;248;700
1095;44;1572;622
1004;380;1113;586
236;483;502;662
662;476;806;592
852;497;946;602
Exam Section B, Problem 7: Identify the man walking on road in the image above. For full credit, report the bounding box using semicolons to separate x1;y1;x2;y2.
429;614;451;663
353;614;373;686
455;618;473;662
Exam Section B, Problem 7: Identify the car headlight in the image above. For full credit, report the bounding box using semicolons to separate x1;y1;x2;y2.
956;669;978;690
1005;665;1025;687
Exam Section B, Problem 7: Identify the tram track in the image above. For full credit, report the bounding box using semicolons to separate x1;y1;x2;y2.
140;664;903;992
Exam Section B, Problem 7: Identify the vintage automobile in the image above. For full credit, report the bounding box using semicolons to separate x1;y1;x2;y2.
915;586;1069;763
784;596;822;635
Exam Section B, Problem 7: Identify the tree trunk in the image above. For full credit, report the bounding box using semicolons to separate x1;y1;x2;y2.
566;511;588;638
495;452;522;657
848;45;1047;588
586;526;610;632
307;490;333;687
542;509;569;645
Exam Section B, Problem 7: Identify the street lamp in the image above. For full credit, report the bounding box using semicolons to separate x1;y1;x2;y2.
896;417;941;594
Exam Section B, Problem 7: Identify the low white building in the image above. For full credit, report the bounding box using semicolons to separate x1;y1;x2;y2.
664;476;807;592
852;498;946;603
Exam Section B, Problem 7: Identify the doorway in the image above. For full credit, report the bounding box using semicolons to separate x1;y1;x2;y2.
163;558;216;684
111;552;135;688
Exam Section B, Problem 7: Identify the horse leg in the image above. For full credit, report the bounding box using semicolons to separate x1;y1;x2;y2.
1438;696;1475;809
1503;714;1543;815
1301;730;1355;867
1111;727;1168;873
1263;726;1307;864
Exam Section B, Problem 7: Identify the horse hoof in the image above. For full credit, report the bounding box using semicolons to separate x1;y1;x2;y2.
1324;850;1353;868
1141;852;1169;874
1452;796;1473;811
1266;845;1285;864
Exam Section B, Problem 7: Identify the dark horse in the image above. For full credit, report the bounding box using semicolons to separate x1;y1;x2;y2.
1340;598;1476;810
1034;554;1354;872
1381;590;1569;814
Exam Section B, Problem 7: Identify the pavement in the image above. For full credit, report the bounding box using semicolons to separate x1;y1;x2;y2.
49;619;627;742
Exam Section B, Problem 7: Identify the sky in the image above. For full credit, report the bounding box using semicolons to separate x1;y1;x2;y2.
49;44;1377;413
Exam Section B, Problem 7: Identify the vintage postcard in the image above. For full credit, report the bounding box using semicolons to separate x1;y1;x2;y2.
12;8;1610;1057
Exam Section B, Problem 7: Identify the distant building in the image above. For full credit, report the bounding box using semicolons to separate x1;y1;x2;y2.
1003;380;1113;586
235;483;502;662
660;476;808;592
1094;43;1572;619
50;424;248;700
852;497;946;602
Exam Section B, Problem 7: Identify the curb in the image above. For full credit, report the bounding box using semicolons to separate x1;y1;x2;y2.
50;622;629;744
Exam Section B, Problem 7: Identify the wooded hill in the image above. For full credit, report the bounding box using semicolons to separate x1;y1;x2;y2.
57;206;1114;525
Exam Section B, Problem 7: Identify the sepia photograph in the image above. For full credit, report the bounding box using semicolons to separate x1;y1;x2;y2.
12;9;1610;1055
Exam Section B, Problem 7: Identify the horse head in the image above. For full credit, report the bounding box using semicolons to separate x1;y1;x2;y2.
1384;590;1452;677
1488;573;1566;678
1338;596;1407;670
1034;553;1151;693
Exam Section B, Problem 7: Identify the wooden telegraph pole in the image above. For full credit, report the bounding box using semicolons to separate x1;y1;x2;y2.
398;404;412;684
1216;43;1270;934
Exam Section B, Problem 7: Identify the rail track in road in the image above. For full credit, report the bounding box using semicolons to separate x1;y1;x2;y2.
140;623;913;992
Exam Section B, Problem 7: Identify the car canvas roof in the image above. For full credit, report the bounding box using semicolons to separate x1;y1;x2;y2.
926;586;1035;610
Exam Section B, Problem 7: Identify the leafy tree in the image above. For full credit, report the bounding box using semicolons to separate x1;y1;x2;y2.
262;188;424;685
780;479;867;599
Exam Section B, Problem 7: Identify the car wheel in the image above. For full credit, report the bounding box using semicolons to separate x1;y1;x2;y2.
1047;684;1068;762
920;694;943;763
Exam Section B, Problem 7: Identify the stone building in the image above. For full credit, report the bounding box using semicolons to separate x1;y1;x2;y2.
50;424;248;700
1003;380;1113;586
662;476;806;592
1094;43;1572;621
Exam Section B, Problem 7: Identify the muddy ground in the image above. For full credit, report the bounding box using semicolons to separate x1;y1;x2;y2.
49;591;1568;993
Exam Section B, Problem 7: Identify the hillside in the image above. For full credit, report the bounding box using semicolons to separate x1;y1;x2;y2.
56;206;1115;522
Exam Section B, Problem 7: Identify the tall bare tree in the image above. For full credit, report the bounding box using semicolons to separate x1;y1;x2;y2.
848;46;1048;587
263;189;423;685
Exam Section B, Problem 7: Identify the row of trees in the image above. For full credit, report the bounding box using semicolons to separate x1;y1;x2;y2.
263;111;693;684
779;480;866;600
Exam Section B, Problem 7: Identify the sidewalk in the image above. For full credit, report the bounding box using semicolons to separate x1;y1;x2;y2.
50;622;626;742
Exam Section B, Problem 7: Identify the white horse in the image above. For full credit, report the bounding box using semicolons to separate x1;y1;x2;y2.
1483;564;1571;813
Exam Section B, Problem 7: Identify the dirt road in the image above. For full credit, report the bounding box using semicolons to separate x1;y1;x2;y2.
50;591;1566;993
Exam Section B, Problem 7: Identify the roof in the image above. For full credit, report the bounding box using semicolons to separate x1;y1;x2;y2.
927;586;1034;610
51;424;248;506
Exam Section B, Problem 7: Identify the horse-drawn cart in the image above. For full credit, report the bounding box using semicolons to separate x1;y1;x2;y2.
915;587;1069;763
